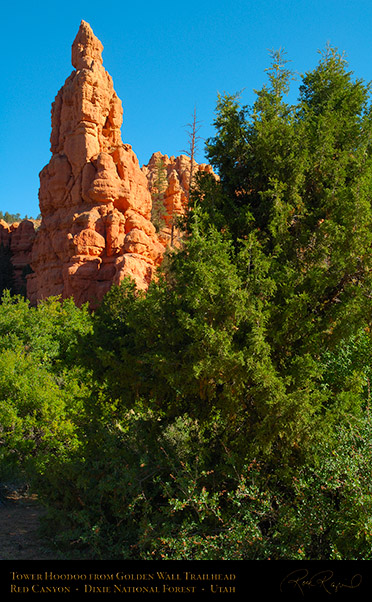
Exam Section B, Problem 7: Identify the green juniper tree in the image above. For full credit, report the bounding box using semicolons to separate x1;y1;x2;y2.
85;46;372;468
12;47;372;561
198;46;372;376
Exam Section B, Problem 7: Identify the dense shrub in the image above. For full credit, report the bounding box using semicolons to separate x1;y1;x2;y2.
3;46;372;560
0;292;92;479
33;404;372;560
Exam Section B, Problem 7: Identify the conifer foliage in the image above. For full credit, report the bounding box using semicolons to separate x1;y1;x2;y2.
2;47;372;560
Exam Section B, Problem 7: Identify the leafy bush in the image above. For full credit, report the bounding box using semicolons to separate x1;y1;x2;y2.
0;292;92;479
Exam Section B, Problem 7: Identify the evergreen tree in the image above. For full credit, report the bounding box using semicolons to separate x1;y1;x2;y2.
15;47;372;561
1;211;22;223
197;47;372;361
86;48;372;467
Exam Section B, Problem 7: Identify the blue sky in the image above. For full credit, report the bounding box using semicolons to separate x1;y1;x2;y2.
1;0;372;218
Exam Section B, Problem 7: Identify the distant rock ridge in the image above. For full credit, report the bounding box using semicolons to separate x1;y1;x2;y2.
2;21;215;307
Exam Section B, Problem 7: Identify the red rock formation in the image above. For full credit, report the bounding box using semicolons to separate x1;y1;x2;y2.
28;21;164;307
10;221;37;293
0;220;36;294
142;152;215;245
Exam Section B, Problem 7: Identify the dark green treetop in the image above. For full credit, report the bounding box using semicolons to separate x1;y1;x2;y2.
86;47;372;465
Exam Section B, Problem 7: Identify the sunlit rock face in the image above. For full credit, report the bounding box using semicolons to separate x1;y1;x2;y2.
28;20;165;307
142;152;216;246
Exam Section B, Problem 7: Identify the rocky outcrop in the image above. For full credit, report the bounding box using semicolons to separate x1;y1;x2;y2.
142;152;215;245
0;220;12;248
10;221;37;293
0;220;36;295
28;21;165;308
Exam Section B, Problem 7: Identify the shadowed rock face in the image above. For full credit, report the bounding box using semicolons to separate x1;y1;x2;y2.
28;20;165;308
0;220;36;296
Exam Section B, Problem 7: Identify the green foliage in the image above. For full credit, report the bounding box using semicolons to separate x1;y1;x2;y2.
182;46;372;452
0;348;82;476
0;211;22;223
0;292;93;478
3;46;372;561
202;47;372;358
35;407;270;559
0;291;92;364
33;403;372;560
321;328;372;401
270;413;372;560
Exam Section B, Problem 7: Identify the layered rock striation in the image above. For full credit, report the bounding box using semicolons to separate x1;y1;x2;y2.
28;21;164;307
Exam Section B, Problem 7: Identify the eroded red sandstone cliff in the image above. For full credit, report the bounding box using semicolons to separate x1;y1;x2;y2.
1;21;216;307
27;20;165;307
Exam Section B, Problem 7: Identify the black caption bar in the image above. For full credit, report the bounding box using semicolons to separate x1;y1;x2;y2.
1;560;371;601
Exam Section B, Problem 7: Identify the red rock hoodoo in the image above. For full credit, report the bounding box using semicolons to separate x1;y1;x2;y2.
27;20;165;307
25;21;217;307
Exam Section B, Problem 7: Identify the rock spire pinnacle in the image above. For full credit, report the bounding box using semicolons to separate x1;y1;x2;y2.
72;20;104;70
28;21;164;307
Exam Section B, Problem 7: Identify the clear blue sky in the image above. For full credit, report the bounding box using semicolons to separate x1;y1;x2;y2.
1;0;372;218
